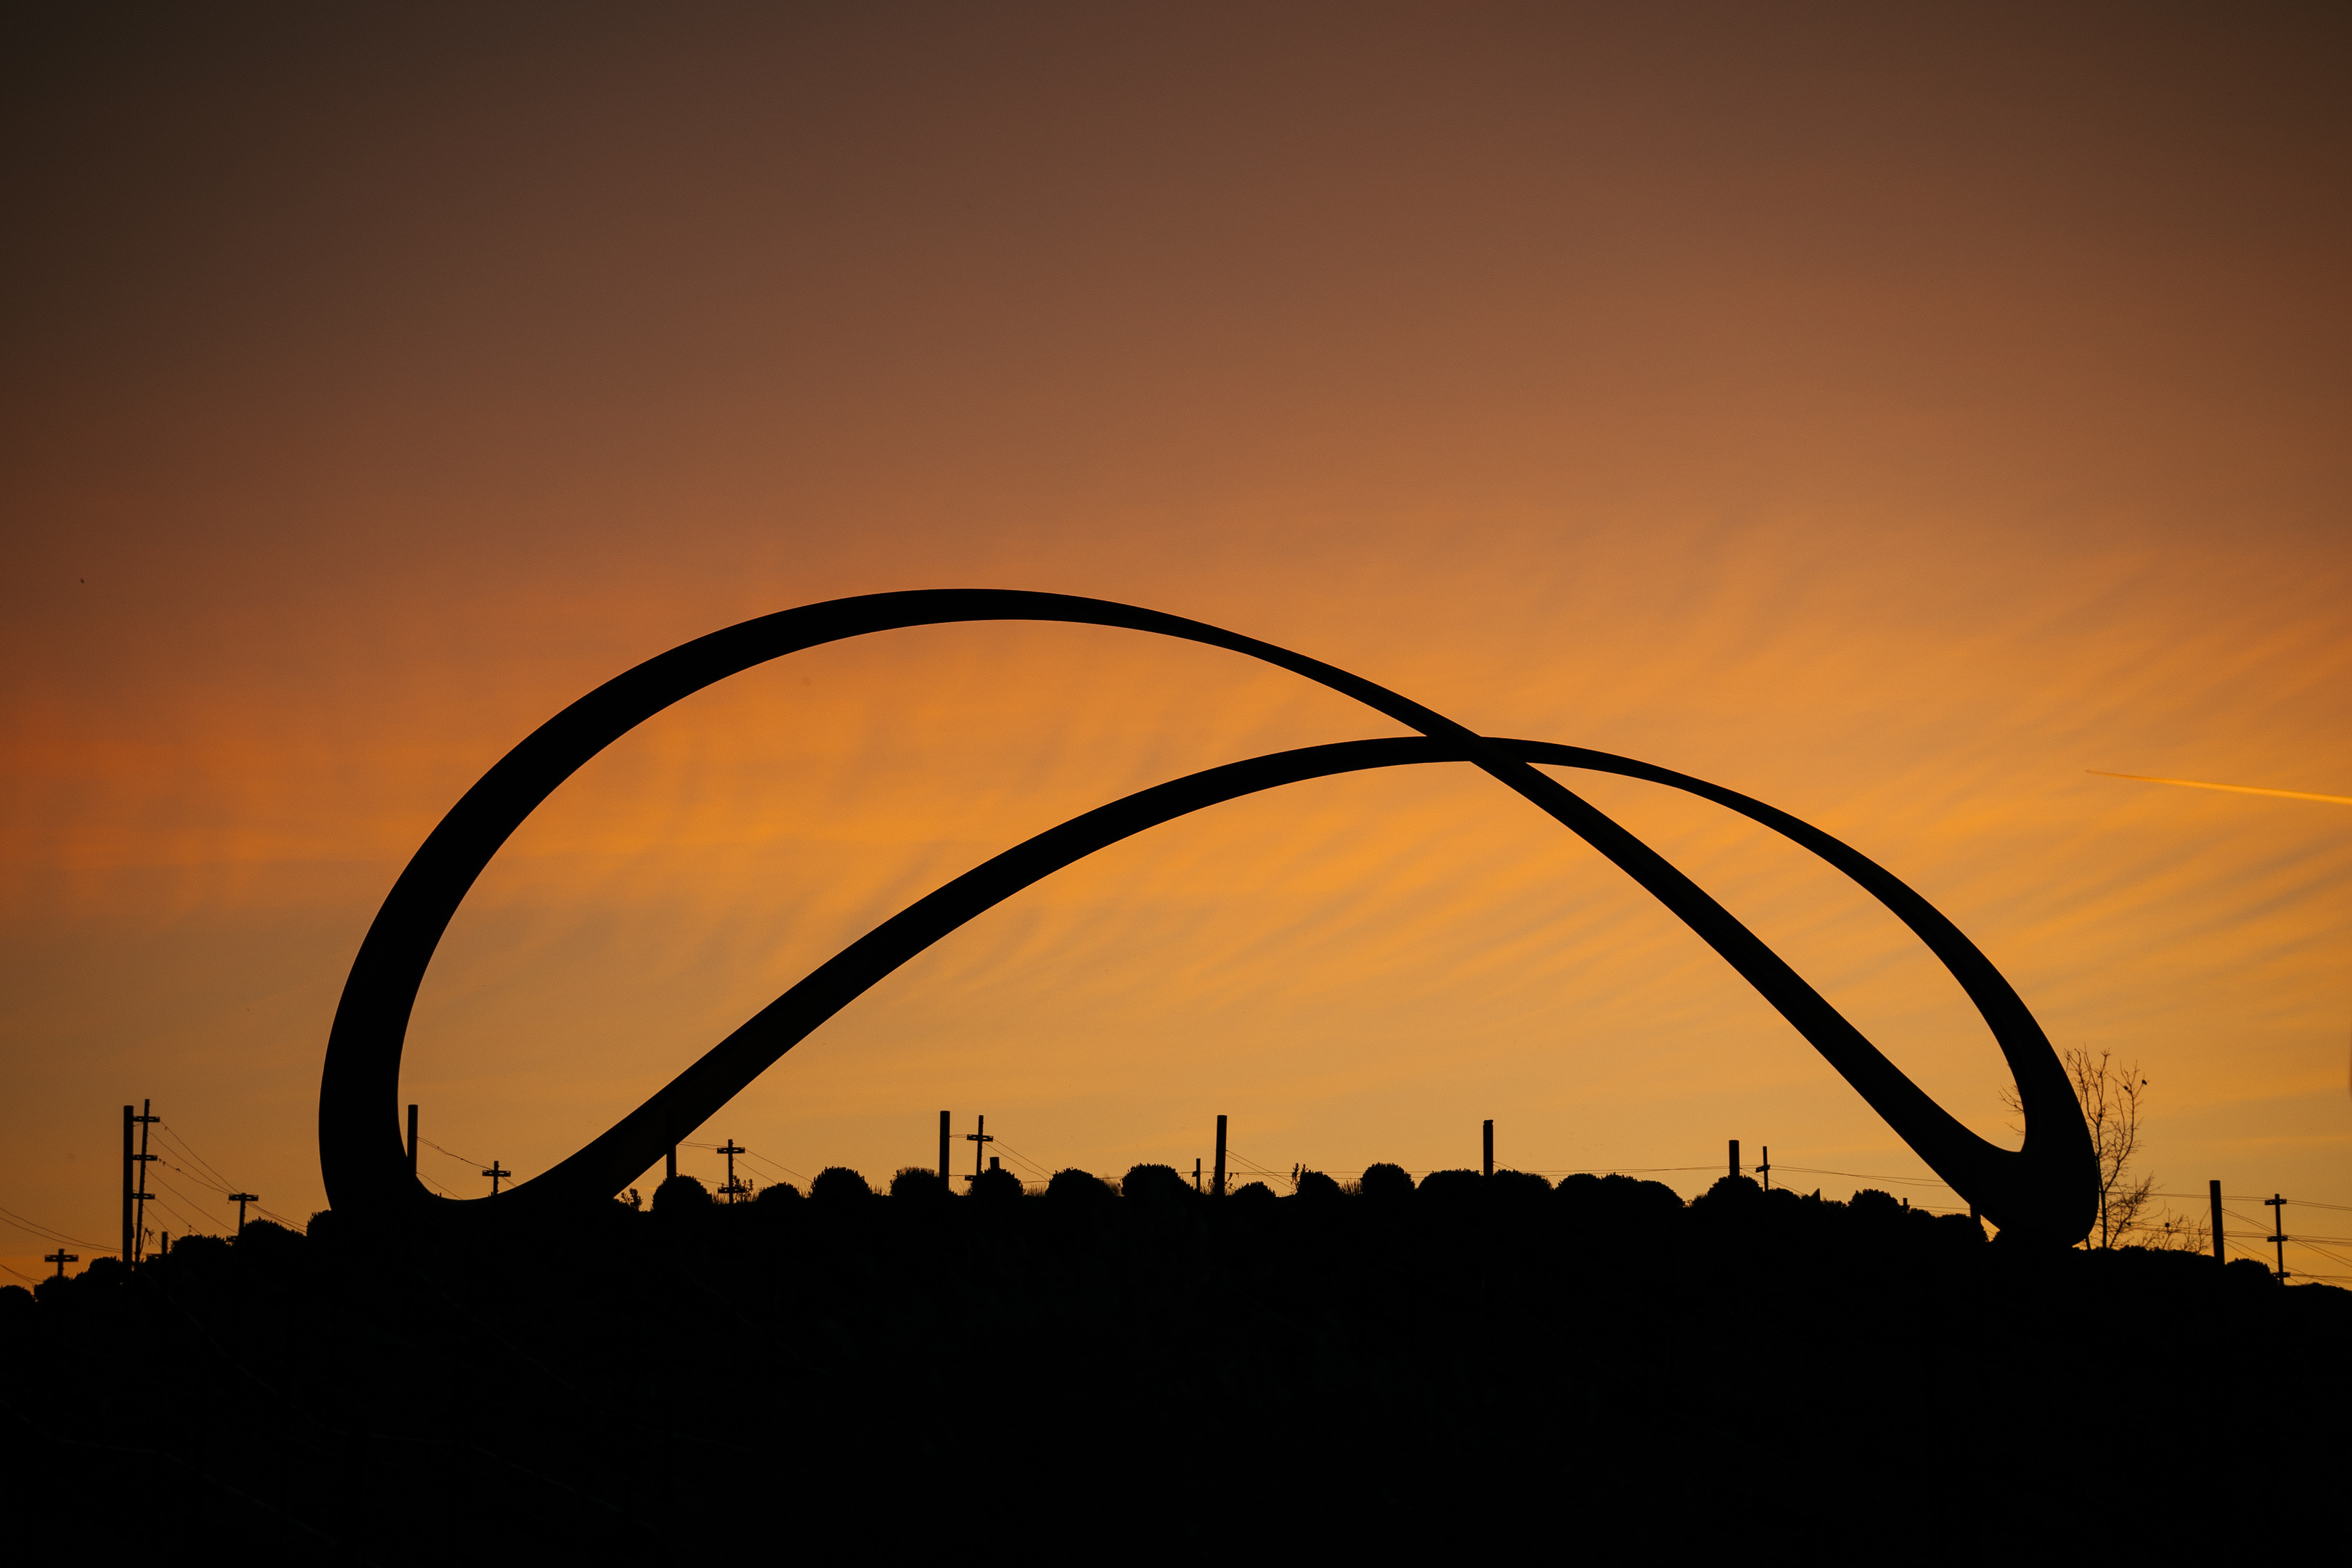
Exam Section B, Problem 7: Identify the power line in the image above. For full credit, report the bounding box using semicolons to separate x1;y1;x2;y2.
990;1139;1053;1179
682;1140;809;1186
419;1135;489;1169
155;1122;241;1196
143;1183;214;1239
0;1204;111;1253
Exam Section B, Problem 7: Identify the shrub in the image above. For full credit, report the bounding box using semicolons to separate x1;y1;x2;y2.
1416;1169;1484;1209
166;1233;231;1267
1358;1163;1414;1204
1230;1180;1277;1205
653;1175;713;1213
1120;1164;1193;1204
1556;1171;1604;1206
811;1167;874;1204
1487;1169;1553;1204
1691;1175;1764;1217
891;1167;950;1202
1294;1169;1342;1202
1046;1169;1112;1205
968;1166;1024;1205
1847;1188;1902;1225
754;1179;804;1206
235;1219;303;1259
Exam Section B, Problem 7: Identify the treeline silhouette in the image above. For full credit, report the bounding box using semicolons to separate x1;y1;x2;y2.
5;1165;2343;1558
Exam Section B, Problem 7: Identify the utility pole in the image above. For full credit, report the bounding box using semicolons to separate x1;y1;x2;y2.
2209;1179;2225;1265
1483;1119;1494;1178
1759;1146;1771;1191
939;1111;950;1182
131;1099;160;1264
483;1161;511;1197
965;1115;993;1185
1728;1139;1739;1183
46;1249;75;1280
716;1140;747;1203
2265;1193;2290;1281
1213;1115;1228;1197
408;1105;420;1180
121;1104;133;1265
1193;1158;1201;1192
229;1192;258;1236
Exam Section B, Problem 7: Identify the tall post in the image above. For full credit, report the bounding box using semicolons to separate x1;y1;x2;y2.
1759;1146;1771;1191
408;1104;420;1179
2265;1194;2289;1281
716;1140;746;1201
2208;1179;2225;1264
1728;1139;1739;1183
1193;1158;1201;1192
939;1111;950;1182
131;1099;159;1265
121;1104;133;1265
229;1192;258;1236
1482;1119;1494;1178
1213;1114;1228;1197
965;1116;992;1185
46;1249;76;1280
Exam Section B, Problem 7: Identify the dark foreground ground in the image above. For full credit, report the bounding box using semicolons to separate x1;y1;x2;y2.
5;1167;2345;1560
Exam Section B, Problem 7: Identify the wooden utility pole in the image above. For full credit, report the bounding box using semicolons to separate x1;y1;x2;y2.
1213;1114;1228;1197
964;1115;993;1185
121;1104;133;1265
229;1192;258;1235
482;1161;511;1197
716;1140;747;1202
1482;1119;1494;1178
1728;1139;1739;1183
939;1110;950;1182
2265;1194;2289;1281
408;1104;420;1179
131;1100;159;1264
1759;1146;1771;1191
1193;1157;1201;1192
2209;1180;2225;1264
46;1249;75;1279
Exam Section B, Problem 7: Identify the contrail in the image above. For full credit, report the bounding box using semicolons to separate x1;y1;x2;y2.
2091;768;2352;1106
2088;770;2352;806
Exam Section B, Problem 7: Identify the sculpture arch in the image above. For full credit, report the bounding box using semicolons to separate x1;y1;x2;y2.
319;590;2094;1241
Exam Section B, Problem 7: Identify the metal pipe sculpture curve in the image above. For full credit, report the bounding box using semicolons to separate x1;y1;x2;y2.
319;589;2094;1242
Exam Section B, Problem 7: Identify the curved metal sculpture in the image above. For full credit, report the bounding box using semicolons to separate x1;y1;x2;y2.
320;590;2095;1241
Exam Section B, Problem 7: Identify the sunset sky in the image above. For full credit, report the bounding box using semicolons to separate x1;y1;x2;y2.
5;4;2348;1283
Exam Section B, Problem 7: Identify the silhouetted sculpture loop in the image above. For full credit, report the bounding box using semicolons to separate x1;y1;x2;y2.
319;591;2095;1242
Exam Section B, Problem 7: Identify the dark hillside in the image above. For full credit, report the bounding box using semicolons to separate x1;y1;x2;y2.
4;1172;2342;1558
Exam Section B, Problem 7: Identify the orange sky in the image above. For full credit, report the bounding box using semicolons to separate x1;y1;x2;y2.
4;4;2349;1281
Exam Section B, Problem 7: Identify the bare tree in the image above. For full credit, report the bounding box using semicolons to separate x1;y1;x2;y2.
2003;1046;2160;1249
2140;1212;2210;1254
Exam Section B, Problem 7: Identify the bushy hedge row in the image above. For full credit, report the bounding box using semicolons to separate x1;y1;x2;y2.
2;1169;2338;1559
